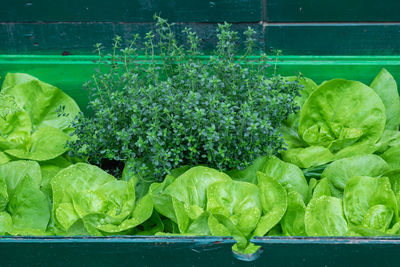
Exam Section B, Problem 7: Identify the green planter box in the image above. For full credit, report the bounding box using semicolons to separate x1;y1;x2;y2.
1;55;400;266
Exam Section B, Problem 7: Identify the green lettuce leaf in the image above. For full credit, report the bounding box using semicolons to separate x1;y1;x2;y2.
0;73;81;162
281;189;306;236
343;176;398;229
305;196;348;236
284;76;319;129
370;68;400;130
8;174;50;231
381;146;400;170
151;166;230;233
228;156;269;184
322;154;389;198
51;163;152;235
39;156;73;199
0;94;31;151
0;160;50;233
299;79;385;159
253;172;287;236
311;178;331;200
375;130;400;154
260;156;309;201
207;180;262;237
1;73;80;132
281;146;334;169
4;126;70;161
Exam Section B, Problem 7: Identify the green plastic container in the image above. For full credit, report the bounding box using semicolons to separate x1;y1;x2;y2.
1;55;400;266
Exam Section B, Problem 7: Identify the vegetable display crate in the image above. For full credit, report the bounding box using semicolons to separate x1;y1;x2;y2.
1;55;400;267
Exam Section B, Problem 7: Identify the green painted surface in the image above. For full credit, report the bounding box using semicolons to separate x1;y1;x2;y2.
0;0;262;22
1;0;400;55
0;236;244;266
0;22;263;54
3;22;400;55
0;236;400;266
265;23;400;55
266;0;400;22
254;237;400;266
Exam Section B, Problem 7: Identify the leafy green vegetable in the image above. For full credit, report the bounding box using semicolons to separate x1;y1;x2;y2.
384;169;400;212
152;167;230;232
5;126;70;161
284;76;319;130
2;73;80;132
361;205;394;232
299;79;385;159
253;172;287;236
207;180;261;237
260;156;309;201
322;154;389;197
311;178;331;200
281;189;306;236
305;196;348;236
0;73;80;161
375;130;400;154
0;212;12;235
51;163;153;235
0;160;50;234
0;152;10;165
280;76;318;151
343;176;398;228
228;156;269;184
281;146;334;169
39;156;73;199
370;68;400;130
381;146;400;170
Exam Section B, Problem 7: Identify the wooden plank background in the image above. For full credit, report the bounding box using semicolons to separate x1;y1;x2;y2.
0;0;399;55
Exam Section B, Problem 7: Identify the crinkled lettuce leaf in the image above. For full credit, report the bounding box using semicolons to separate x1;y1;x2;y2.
322;154;389;198
281;188;306;236
260;156;309;201
375;130;400;154
299;79;385;159
281;76;318;150
151;166;230;233
381;146;400;170
253;172;287;237
281;145;334;169
305;196;348;236
0;73;80;162
207;180;262;237
0;160;50;234
343;176;398;230
51;163;152;235
2;73;80;132
370;68;400;131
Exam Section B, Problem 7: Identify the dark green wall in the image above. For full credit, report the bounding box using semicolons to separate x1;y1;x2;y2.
1;0;400;55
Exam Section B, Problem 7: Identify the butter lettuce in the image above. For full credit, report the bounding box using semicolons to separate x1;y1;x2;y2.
151;166;288;253
0;73;80;161
259;156;309;201
370;68;400;130
344;176;398;231
281;189;306;236
51;163;153;235
322;154;389;197
0;160;50;235
299;79;385;159
381;146;400;170
305;196;348;236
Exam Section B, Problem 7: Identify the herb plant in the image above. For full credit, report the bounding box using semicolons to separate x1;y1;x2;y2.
68;16;300;179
